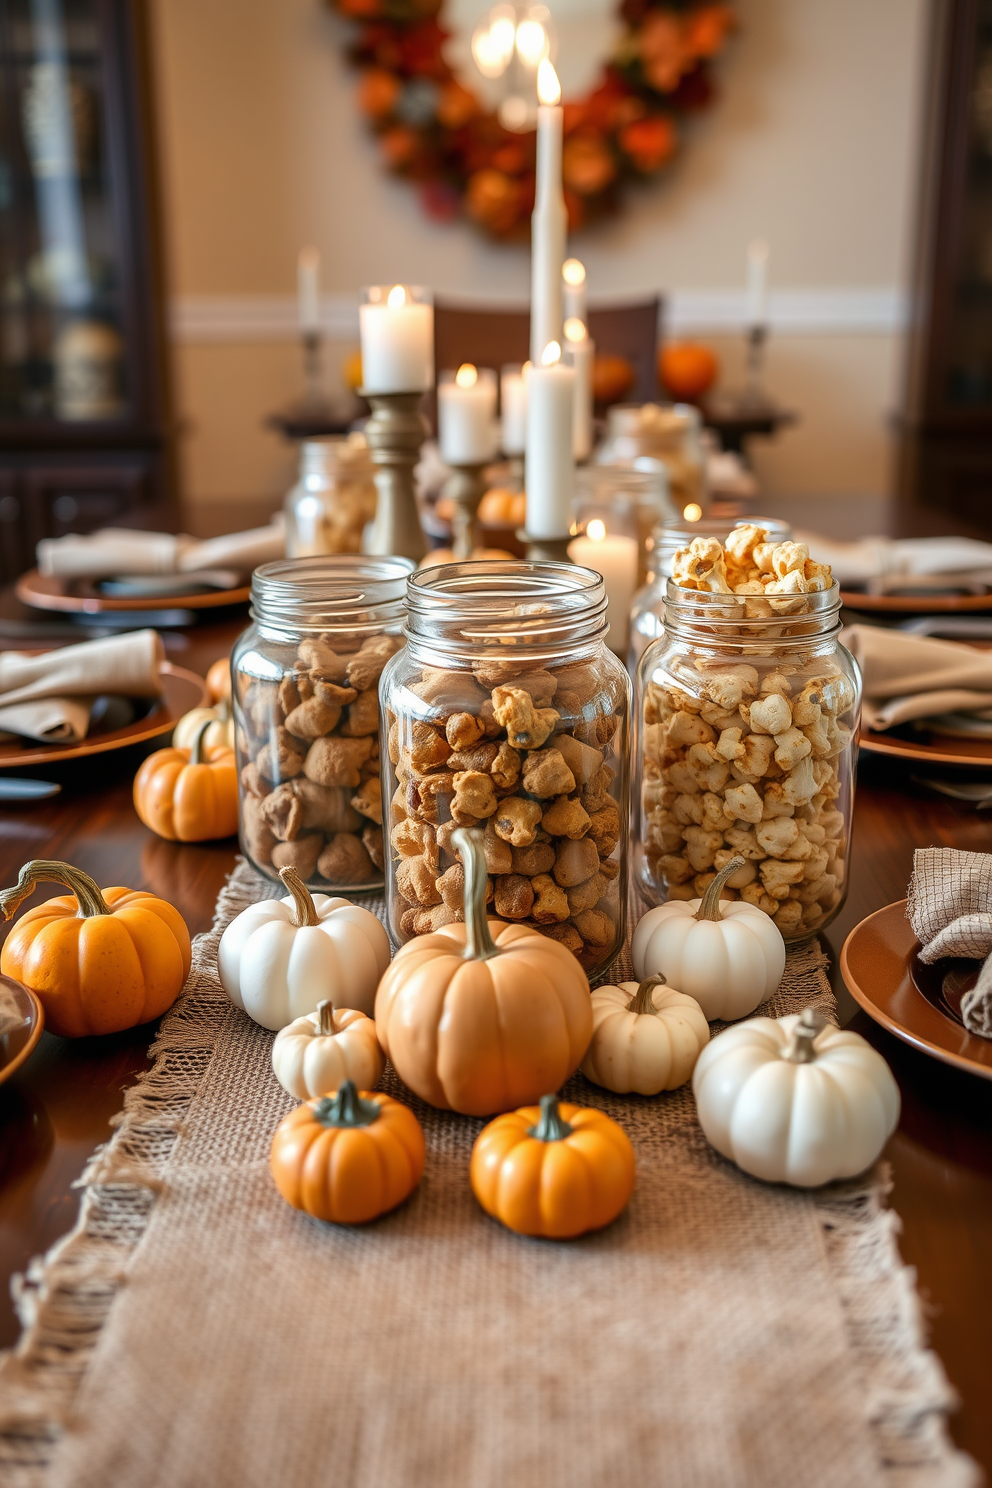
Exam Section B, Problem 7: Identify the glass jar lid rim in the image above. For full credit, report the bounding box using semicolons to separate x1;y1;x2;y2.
404;558;610;653
250;555;414;629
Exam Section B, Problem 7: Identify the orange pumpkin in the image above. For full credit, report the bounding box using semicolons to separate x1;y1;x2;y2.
471;1092;635;1238
0;859;191;1038
133;721;238;842
592;353;636;406
206;656;231;704
270;1080;425;1224
659;342;719;401
375;827;593;1115
478;488;526;527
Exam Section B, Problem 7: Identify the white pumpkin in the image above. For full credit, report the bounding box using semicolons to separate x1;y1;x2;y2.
218;867;390;1031
173;702;234;754
692;1007;901;1187
581;976;709;1095
272;999;384;1099
632;856;785;1021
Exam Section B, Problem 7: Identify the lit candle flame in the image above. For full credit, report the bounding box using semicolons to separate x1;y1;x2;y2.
455;363;478;388
536;58;561;106
541;341;561;366
587;519;606;541
564;317;587;343
683;503;702;522
387;284;408;310
562;259;586;286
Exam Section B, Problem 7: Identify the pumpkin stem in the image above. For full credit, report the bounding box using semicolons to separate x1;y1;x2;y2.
451;826;499;963
189;719;213;766
279;867;321;927
527;1093;573;1143
785;1007;828;1063
313;1079;380;1128
627;975;667;1016
315;1000;335;1036
0;859;111;922
695;856;745;922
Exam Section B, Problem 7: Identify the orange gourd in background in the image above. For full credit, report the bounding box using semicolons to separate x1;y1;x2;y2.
658;342;719;401
133;720;238;842
206;656;231;704
270;1080;425;1224
470;1092;635;1238
592;353;636;406
0;859;191;1038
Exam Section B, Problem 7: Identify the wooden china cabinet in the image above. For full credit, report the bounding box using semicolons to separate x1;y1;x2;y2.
0;0;174;583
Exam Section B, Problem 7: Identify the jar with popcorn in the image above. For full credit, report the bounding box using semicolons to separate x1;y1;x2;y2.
634;527;861;940
233;556;413;890
380;560;631;976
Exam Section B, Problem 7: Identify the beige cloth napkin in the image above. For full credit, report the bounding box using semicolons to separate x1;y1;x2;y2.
0;629;163;743
36;522;284;581
843;624;992;729
908;847;992;1038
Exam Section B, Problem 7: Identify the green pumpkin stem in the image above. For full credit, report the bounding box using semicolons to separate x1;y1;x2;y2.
786;1008;828;1064
528;1093;573;1143
451;826;499;963
627;975;666;1016
279;866;320;927
695;855;745;922
312;1079;380;1128
0;859;111;922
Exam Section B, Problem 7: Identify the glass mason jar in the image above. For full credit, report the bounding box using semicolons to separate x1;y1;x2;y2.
284;434;377;558
233;555;414;891
596;403;707;518
634;579;861;941
630;516;793;670
381;560;631;977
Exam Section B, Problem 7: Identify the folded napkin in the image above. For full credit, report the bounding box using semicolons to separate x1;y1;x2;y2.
908;848;992;1038
843;624;992;730
37;522;284;581
794;530;992;588
0;629;164;743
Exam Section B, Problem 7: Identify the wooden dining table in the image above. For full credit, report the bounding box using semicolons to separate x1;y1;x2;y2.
0;600;990;1478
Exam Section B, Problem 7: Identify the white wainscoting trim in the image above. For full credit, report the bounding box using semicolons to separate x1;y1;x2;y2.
171;287;909;345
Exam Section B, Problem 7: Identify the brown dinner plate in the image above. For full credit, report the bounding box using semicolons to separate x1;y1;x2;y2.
859;725;992;766
0;661;207;769
840;587;992;614
17;568;250;614
840;899;992;1080
0;981;44;1086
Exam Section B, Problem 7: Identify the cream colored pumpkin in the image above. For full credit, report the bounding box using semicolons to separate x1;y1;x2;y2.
173;702;234;754
581;976;709;1095
272;1000;384;1100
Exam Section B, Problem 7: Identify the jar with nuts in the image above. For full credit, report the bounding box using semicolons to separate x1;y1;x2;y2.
634;527;861;941
232;555;413;890
380;560;631;976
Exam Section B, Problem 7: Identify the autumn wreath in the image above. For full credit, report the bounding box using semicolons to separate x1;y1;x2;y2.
328;0;736;237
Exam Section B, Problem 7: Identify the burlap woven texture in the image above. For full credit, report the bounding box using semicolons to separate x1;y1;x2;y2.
0;861;976;1488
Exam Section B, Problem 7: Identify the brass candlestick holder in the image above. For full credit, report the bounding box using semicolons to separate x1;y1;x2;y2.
361;389;428;563
517;531;574;564
442;463;487;560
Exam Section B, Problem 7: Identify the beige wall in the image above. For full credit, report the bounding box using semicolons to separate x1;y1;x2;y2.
150;0;930;507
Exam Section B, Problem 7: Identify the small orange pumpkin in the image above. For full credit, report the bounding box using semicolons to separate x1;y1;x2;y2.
133;720;238;842
592;353;636;406
0;859;191;1038
270;1080;425;1224
471;1092;635;1238
205;656;231;704
659;341;719;402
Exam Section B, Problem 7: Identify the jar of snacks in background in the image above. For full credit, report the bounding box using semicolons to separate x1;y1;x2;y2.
596;403;707;520
233;556;413;890
381;560;631;976
284;434;377;557
634;529;861;940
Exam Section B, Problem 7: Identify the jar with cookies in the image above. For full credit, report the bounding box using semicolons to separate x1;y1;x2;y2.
634;526;861;940
381;560;631;976
233;556;413;890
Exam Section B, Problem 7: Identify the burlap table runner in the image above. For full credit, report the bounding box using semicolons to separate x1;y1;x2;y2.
0;862;976;1488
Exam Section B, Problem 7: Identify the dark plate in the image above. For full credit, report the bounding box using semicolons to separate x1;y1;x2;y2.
0;980;44;1086
17;568;251;614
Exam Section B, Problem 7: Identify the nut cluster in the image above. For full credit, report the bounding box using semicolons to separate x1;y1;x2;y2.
387;656;625;969
237;631;403;885
641;529;855;936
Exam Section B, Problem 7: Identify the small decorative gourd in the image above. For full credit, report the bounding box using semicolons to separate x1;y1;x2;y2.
632;856;785;1021
133;720;238;842
471;1093;635;1238
692;1007;901;1188
219;867;389;1030
375;827;593;1116
0;859;191;1038
270;1080;425;1224
172;700;234;754
581;976;709;1095
206;656;232;704
272;999;384;1100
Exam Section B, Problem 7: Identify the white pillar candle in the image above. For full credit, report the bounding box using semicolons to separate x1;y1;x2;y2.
359;284;434;393
530;61;566;365
746;239;769;329
438;364;498;465
567;518;638;654
562;258;587;327
564;320;594;462
298;247;320;334
525;341;575;538
500;363;529;455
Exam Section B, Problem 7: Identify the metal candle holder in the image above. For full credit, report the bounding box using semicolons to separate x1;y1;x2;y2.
744;324;769;408
516;531;574;564
442;462;488;560
360;389;428;563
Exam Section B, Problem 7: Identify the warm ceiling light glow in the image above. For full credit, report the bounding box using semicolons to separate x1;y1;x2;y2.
536;58;561;106
587;519;606;541
683;503;703;522
541;340;561;365
455;363;478;388
387;284;407;310
562;258;586;286
517;19;549;67
564;317;587;343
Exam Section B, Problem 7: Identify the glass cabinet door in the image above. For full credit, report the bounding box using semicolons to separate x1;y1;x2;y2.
0;0;129;423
